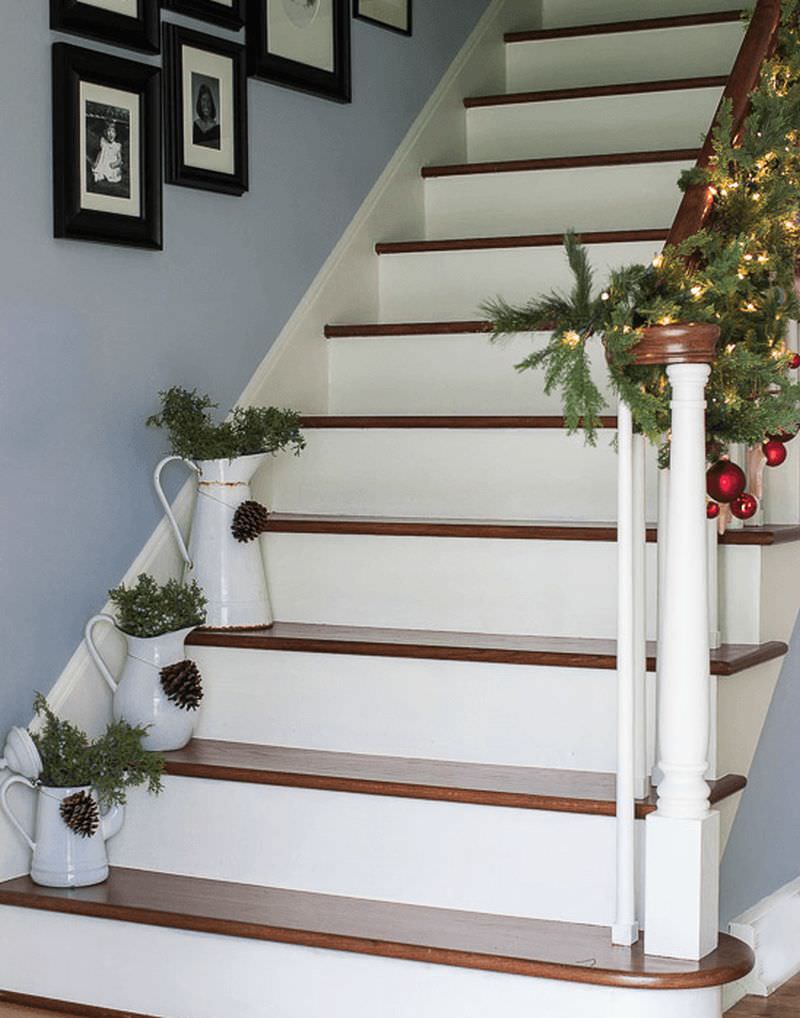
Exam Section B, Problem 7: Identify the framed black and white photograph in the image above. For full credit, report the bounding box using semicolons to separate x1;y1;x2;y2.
162;0;246;31
247;0;351;104
354;0;411;36
53;43;162;249
50;0;160;54
163;24;248;195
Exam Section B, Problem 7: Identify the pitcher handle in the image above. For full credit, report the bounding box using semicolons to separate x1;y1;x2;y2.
0;775;36;851
85;614;120;694
154;456;198;569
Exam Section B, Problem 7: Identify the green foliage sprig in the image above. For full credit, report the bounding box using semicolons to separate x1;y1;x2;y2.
147;387;306;461
482;0;800;455
32;693;163;810
108;574;206;638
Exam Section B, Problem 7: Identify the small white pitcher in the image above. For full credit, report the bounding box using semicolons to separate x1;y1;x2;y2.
155;453;273;629
1;779;124;887
85;617;198;751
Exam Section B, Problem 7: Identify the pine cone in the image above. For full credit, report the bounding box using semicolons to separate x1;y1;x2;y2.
231;500;269;543
60;791;100;839
160;659;203;711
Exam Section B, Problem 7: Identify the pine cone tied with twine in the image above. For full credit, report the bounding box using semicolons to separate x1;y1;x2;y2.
160;659;203;711
231;500;270;543
60;790;100;838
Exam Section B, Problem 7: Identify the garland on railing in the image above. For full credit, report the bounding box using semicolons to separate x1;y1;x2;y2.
482;0;800;470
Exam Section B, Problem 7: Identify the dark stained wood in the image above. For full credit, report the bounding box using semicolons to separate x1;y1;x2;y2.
0;868;754;989
187;622;788;677
0;994;157;1018
506;11;743;43
262;513;800;547
667;0;781;247
161;738;746;819
730;972;800;1015
375;227;669;254
325;320;492;338
423;150;699;179
299;415;618;429
632;322;721;366
464;75;729;109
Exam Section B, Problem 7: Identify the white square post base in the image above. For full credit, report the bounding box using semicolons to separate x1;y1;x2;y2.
644;810;720;961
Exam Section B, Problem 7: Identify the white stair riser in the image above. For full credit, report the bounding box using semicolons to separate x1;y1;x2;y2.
263;532;658;639
378;240;661;320
541;0;750;30
0;908;725;1018
257;429;658;521
467;88;721;163
424;162;691;240
328;333;613;414
192;647;635;771
506;23;741;92
112;777;643;925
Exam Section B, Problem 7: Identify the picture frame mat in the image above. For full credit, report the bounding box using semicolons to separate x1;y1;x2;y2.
79;80;141;216
267;0;335;74
182;44;235;175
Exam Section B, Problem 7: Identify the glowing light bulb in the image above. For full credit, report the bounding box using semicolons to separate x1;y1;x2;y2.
562;330;581;348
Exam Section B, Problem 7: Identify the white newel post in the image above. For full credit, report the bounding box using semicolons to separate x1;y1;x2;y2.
644;361;720;961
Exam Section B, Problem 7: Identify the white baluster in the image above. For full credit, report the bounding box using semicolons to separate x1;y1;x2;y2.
632;433;648;801
651;465;670;786
613;400;639;946
644;362;719;961
707;516;721;650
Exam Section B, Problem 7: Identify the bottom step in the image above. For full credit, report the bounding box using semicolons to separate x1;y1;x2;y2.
0;868;753;1018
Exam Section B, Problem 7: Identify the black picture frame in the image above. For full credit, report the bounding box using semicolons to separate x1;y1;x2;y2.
162;0;246;30
353;0;411;36
247;0;351;104
50;0;160;54
53;43;163;249
163;24;248;196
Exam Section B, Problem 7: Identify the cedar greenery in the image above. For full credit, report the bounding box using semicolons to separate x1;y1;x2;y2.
482;0;800;456
31;693;163;810
147;387;306;461
108;574;206;639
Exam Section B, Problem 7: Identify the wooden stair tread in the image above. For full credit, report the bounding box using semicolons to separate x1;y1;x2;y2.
325;320;492;337
186;623;788;676
298;415;618;428
263;513;800;547
423;150;699;179
505;10;743;43
375;227;669;254
0;994;157;1018
464;75;729;109
160;738;746;818
0;867;754;988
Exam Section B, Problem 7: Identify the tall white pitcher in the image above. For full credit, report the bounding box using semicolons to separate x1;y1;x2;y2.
155;453;273;629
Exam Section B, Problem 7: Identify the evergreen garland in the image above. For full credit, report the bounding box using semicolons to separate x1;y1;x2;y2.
108;574;206;639
483;0;800;455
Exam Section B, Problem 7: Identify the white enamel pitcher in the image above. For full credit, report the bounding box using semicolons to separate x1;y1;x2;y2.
85;617;198;751
1;779;124;887
154;453;273;629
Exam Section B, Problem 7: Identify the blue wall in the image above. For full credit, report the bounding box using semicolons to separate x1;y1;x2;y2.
0;0;489;728
720;614;800;922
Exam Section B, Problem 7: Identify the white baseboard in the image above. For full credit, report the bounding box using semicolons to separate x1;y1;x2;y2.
725;875;800;1009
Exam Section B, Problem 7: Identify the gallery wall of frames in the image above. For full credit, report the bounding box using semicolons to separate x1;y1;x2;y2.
50;0;412;250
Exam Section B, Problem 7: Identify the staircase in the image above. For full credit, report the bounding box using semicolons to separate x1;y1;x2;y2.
1;3;797;1016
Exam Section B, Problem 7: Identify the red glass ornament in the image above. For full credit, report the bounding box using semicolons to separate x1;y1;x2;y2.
706;460;747;504
730;492;758;520
789;352;800;370
762;438;788;467
706;501;720;520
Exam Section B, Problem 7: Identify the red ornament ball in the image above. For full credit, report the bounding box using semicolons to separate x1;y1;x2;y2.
706;501;720;520
731;492;758;520
706;460;747;504
762;438;788;467
789;352;800;370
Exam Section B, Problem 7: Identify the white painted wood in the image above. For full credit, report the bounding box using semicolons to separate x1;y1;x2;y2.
262;531;660;639
467;87;722;163
257;428;661;521
424;161;692;240
541;0;751;30
613;402;640;946
378;240;663;321
506;22;742;92
708;518;721;649
729;876;800;998
109;777;641;925
633;434;648;801
0;907;727;1018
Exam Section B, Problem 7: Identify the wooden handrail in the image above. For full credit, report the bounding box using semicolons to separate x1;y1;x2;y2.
666;0;782;249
